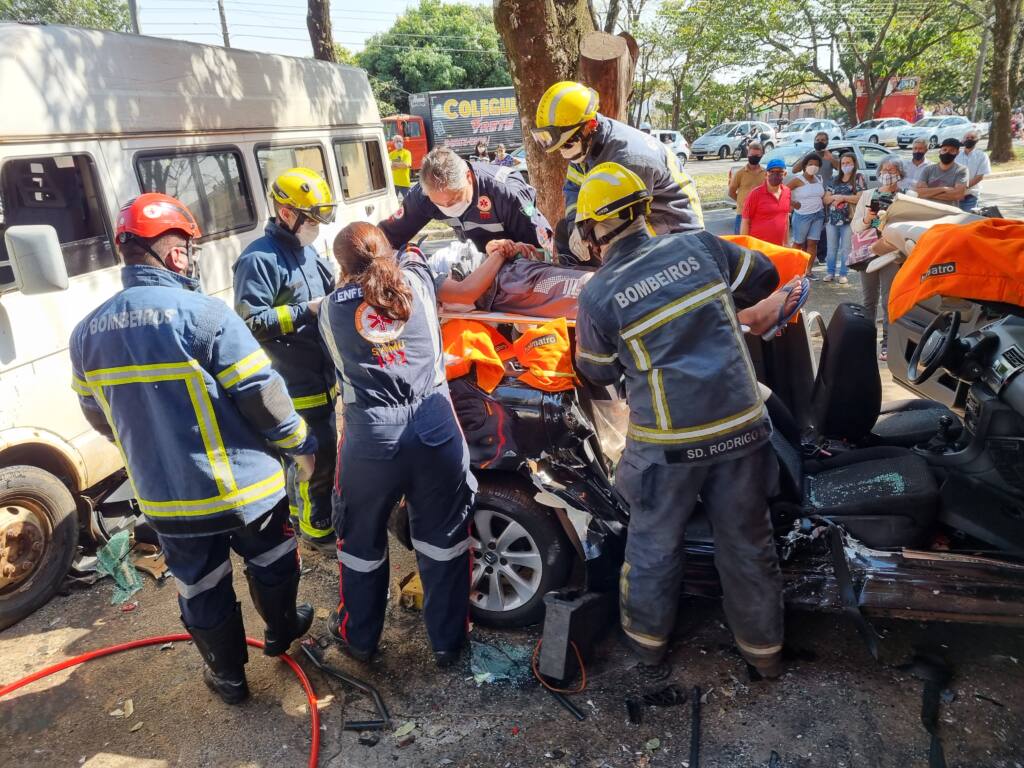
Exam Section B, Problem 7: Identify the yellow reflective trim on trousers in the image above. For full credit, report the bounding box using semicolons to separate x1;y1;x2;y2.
72;376;90;396
271;419;308;450
85;360;237;495
276;305;295;334
736;638;784;657
628;402;767;444
138;469;286;517
622;626;668;648
217;348;271;389
295;480;332;537
292;392;330;410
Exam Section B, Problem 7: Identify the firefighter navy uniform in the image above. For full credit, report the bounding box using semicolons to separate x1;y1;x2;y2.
233;220;338;542
574;229;785;667
70;264;317;632
563;115;704;237
379;161;553;253
319;248;476;658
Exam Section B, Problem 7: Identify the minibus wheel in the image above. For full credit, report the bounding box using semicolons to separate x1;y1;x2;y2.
0;466;79;630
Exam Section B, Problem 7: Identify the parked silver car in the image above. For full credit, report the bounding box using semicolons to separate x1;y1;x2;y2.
650;128;691;165
776;117;844;145
690;121;776;160
844;118;911;146
897;116;975;149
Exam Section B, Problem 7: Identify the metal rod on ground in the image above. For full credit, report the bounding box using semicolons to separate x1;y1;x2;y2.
548;689;586;721
690;685;701;768
300;642;392;731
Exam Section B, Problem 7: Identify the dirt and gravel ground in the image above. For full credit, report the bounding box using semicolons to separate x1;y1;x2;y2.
3;279;1024;768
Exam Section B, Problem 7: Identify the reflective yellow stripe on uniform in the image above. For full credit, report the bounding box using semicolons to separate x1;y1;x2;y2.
566;165;585;185
664;144;704;227
620;282;727;372
71;376;90;396
275;305;294;334
628;401;767;444
292;392;329;410
577;348;618;364
84;360;237;495
730;249;754;291
271;419;308;450
137;470;286;517
217;348;271;389
296;480;332;537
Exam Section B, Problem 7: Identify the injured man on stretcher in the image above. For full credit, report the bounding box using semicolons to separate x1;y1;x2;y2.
425;236;806;337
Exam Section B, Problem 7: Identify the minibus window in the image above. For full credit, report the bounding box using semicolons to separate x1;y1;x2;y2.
255;145;330;196
333;139;388;200
136;149;255;239
0;154;116;282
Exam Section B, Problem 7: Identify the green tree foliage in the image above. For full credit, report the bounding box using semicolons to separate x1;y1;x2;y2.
916;29;985;114
0;0;130;31
735;0;981;123
357;0;511;113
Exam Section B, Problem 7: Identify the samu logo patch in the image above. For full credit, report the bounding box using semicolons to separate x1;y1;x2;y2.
354;301;406;343
921;262;957;282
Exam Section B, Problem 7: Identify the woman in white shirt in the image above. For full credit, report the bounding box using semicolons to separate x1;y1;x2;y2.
787;152;826;275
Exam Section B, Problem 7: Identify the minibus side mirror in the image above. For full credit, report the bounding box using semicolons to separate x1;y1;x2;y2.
2;225;69;295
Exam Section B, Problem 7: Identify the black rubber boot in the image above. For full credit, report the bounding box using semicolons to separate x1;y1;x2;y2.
327;609;375;662
185;603;250;705
245;568;314;657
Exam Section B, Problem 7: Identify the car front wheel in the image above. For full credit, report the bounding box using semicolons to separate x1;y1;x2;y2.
763;142;774;152
929;135;939;148
0;466;79;630
469;476;574;628
718;145;730;159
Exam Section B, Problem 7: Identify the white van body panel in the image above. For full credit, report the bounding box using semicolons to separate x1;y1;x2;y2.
0;24;395;493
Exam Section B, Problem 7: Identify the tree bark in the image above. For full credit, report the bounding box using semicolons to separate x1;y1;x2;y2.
990;0;1022;162
579;32;636;122
307;0;337;62
496;0;596;226
968;22;989;121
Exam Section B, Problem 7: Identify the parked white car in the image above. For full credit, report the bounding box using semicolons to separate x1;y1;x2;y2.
844;118;911;146
776;118;844;145
650;129;691;165
690;121;775;160
896;115;975;149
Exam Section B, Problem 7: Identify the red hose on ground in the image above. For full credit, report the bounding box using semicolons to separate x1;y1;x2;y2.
0;633;320;768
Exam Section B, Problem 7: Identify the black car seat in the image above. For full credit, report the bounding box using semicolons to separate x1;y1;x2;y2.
809;303;962;447
766;393;940;548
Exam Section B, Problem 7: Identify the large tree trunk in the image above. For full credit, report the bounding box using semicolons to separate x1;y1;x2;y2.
307;0;337;62
968;23;990;121
496;0;596;225
990;0;1022;162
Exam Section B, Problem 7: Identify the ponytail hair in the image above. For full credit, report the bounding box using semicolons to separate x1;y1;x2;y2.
332;222;413;323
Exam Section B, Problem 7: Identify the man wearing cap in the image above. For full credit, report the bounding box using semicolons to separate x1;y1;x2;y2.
531;81;703;264
915;138;969;207
233;167;339;551
389;136;413;200
740;158;792;246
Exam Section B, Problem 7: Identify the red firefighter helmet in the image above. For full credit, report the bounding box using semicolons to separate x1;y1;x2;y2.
115;193;202;244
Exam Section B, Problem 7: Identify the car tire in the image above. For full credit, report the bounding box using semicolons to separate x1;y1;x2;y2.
0;466;79;631
763;142;774;152
718;145;730;159
469;475;574;628
869;135;879;145
929;135;939;149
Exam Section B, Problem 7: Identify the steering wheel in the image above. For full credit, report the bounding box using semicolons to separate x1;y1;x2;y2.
908;310;961;384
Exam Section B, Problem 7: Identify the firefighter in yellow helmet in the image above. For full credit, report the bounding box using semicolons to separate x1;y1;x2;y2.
532;81;704;264
573;162;807;678
233;167;339;551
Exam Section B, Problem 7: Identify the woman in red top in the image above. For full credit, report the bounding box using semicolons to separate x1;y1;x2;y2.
740;157;791;246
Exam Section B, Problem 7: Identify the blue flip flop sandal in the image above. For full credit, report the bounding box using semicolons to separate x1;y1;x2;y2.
761;277;811;341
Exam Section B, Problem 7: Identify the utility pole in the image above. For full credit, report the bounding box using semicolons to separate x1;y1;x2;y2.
217;0;231;47
128;0;141;34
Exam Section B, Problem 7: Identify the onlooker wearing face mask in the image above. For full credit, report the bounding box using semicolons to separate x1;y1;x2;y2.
822;152;866;284
491;143;516;167
233;167;340;550
851;158;914;361
901;138;931;192
955;130;990;212
740;157;791;246
792;132;840;185
473;141;490;162
787;152;826;273
728;141;766;234
916;137;968;207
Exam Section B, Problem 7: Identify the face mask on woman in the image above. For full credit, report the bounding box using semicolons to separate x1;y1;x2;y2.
841;163;855;175
805;165;820;176
879;173;898;187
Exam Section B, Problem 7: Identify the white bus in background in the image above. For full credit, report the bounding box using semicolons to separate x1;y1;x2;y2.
0;23;396;629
